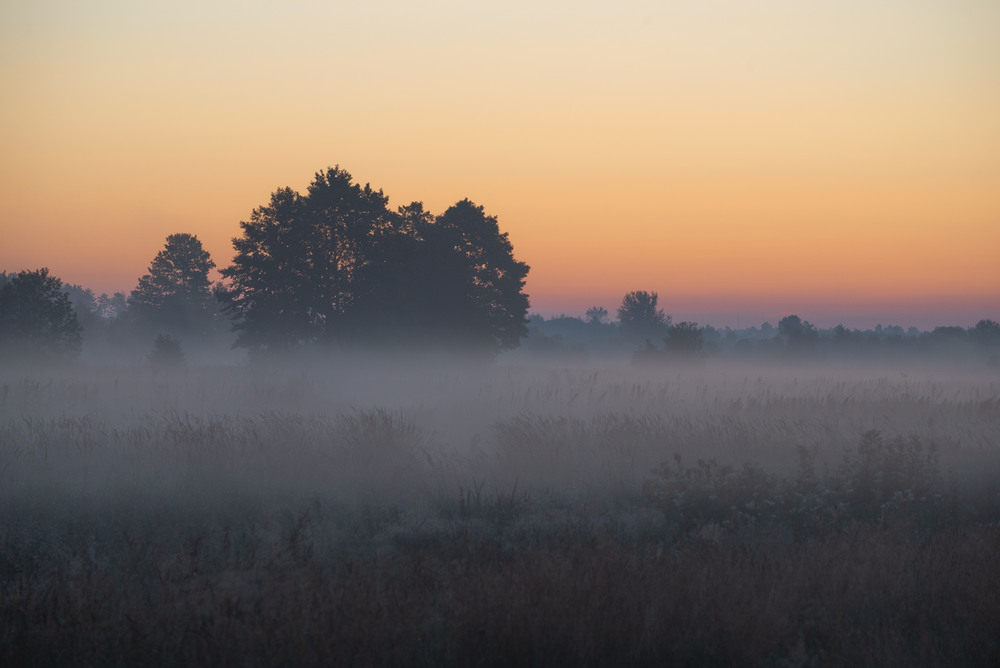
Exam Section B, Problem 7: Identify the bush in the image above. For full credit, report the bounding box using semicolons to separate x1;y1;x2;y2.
643;430;948;537
832;429;940;525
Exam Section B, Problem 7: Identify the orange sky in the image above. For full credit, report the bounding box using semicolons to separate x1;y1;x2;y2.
2;1;998;328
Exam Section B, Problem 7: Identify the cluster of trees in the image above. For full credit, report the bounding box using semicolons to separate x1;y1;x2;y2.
2;164;997;366
221;167;529;353
0;234;224;365
526;290;1000;362
1;167;532;363
4;257;998;366
613;290;706;356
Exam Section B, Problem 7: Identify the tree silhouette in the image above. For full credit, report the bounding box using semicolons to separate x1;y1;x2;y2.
617;290;669;343
0;268;82;360
96;292;128;320
61;283;97;337
421;199;530;350
971;319;1000;346
666;321;703;355
346;201;436;344
778;314;817;350
128;233;218;336
220;168;530;353
221;168;398;349
63;283;97;318
585;306;609;325
930;326;966;343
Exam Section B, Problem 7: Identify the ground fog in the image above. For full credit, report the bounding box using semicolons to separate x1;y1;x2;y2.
2;354;998;665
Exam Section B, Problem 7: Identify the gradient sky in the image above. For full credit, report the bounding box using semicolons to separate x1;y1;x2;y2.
2;0;998;328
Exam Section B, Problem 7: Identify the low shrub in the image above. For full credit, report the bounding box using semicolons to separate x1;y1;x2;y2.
643;429;964;538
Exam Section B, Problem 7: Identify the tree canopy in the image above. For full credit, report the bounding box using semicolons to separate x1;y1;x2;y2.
128;233;218;336
666;321;704;355
971;319;1000;346
778;314;818;350
0;268;82;360
219;167;530;353
617;290;669;343
585;306;609;325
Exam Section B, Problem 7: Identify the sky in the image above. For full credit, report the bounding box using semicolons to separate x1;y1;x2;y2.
1;0;998;329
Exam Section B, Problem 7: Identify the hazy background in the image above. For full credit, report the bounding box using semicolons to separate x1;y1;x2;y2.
2;0;998;328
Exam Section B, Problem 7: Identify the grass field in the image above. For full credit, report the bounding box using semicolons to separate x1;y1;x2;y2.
2;357;999;666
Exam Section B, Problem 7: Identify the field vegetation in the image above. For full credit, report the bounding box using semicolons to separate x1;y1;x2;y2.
2;357;999;665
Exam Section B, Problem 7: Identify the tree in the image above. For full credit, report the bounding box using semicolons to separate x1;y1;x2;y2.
585;306;609;325
220;169;530;354
666;321;703;355
971;319;1000;346
221;168;398;350
617;290;669;343
63;283;103;339
128;233;218;336
63;283;97;317
778;314;817;350
345;198;531;350
346;201;438;343
96;292;128;320
0;268;82;360
833;324;855;341
929;326;966;343
421;199;530;350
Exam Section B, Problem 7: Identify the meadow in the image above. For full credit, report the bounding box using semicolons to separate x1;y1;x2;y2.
2;355;999;666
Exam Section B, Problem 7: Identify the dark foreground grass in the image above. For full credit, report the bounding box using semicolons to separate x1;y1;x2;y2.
2;366;998;666
3;487;999;667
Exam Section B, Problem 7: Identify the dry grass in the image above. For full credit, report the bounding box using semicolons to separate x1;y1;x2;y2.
3;499;998;666
1;359;999;665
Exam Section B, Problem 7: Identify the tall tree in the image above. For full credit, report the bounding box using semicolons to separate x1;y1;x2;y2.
0;268;82;360
348;201;435;342
617;290;669;343
128;233;218;336
421;199;530;350
221;168;396;350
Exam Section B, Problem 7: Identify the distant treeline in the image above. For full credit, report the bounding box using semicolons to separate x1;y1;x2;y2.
1;166;997;366
2;264;996;367
524;293;1000;363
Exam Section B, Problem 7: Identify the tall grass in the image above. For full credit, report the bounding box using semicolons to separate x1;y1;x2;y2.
1;359;998;665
